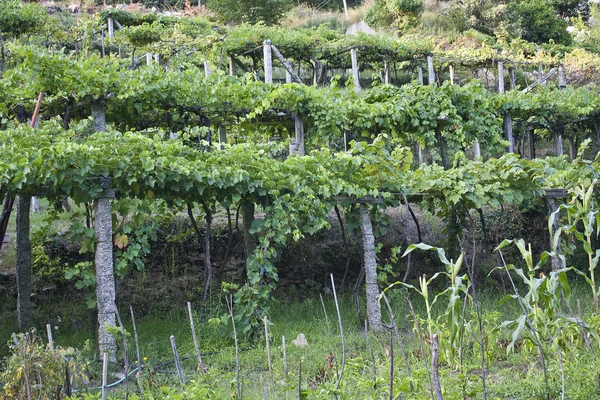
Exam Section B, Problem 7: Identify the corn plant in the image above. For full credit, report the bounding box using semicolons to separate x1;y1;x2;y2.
550;180;600;314
382;243;470;365
494;239;584;352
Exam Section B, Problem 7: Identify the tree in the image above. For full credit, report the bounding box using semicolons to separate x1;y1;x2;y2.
207;0;293;25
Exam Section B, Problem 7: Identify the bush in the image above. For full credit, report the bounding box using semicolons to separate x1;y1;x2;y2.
1;331;91;399
207;0;293;25
507;0;572;45
0;0;46;37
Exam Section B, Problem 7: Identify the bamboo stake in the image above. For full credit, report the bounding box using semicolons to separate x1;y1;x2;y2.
170;335;186;390
187;302;206;373
130;306;143;399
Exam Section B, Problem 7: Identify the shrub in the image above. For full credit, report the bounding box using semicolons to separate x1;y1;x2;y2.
207;0;293;25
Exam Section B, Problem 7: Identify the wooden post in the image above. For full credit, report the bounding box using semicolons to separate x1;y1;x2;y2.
95;176;116;362
204;59;211;77
558;64;567;89
473;140;481;159
289;114;305;156
417;66;424;85
46;324;54;350
264;40;273;84
548;197;563;271
427;56;435;85
504;114;514;153
529;127;536;159
449;65;455;85
556;64;566;156
509;67;516;90
282;336;288;377
498;61;505;94
218;125;227;146
498;62;514;153
384;59;390;85
107;17;114;39
351;48;360;92
170;335;186;389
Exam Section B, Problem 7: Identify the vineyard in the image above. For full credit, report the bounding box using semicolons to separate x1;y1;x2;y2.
2;0;600;399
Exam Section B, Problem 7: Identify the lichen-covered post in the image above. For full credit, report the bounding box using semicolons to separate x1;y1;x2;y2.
263;40;273;84
95;177;117;361
359;204;382;331
417;66;424;85
351;48;361;92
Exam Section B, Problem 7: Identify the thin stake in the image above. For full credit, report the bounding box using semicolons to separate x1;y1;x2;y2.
298;360;302;400
282;336;288;378
431;334;443;400
114;305;129;400
264;315;272;378
227;294;241;399
364;320;377;387
130;306;143;399
389;330;394;400
22;335;31;400
187;302;206;373
170;335;186;390
46;324;54;350
264;386;269;400
102;352;108;400
331;274;346;399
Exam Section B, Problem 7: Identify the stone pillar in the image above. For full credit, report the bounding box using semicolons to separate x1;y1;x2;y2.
94;178;116;362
